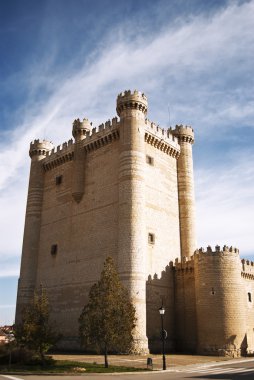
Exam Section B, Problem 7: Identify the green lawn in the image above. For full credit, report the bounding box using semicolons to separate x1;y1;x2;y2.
0;359;149;373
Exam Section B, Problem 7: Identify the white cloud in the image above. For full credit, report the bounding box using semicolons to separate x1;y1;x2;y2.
0;1;254;276
195;152;254;257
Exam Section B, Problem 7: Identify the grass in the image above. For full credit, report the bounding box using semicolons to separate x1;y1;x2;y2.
0;359;149;373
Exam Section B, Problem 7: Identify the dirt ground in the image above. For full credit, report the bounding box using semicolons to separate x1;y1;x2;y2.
52;353;232;370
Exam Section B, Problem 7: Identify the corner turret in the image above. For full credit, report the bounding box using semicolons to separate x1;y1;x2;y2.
117;89;149;353
72;118;92;141
174;124;194;144
71;118;92;203
16;138;53;323
173;124;196;258
116;90;148;119
29;139;54;160
194;245;246;357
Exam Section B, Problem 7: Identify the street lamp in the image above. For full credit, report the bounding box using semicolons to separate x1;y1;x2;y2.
159;305;166;370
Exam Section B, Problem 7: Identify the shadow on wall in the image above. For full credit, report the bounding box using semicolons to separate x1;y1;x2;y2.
241;334;248;357
146;263;175;353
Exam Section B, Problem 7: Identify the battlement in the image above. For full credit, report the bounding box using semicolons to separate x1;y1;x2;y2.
45;139;74;156
72;118;93;139
29;139;54;158
145;120;180;147
41;116;120;171
173;124;194;144
43;139;74;171
116;89;148;116
147;262;173;282
194;245;240;257
241;258;254;279
174;256;194;272
117;89;147;101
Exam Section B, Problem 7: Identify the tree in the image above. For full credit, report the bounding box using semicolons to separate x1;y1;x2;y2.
14;288;59;364
79;256;136;368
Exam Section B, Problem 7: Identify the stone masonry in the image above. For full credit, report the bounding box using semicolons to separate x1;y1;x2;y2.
16;90;254;356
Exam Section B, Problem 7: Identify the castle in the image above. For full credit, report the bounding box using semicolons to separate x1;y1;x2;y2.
16;90;254;356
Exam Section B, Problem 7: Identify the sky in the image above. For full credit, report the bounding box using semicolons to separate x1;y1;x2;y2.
0;0;253;325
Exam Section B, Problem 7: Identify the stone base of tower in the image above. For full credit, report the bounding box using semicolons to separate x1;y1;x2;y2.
198;346;242;358
130;337;149;355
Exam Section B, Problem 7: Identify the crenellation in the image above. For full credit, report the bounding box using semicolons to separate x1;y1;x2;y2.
174;255;195;272
105;120;111;128
241;258;254;278
194;245;240;258
111;116;118;127
117;89;147;101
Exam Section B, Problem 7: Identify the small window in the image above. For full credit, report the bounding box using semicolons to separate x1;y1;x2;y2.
210;287;215;295
55;175;62;185
146;155;154;166
51;244;58;255
148;233;155;245
248;292;252;302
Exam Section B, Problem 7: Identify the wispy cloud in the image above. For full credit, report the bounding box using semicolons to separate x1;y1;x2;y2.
195;149;254;255
0;1;254;277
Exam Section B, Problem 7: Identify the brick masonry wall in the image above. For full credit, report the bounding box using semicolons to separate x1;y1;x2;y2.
241;259;254;355
174;257;197;353
36;141;119;347
194;247;246;357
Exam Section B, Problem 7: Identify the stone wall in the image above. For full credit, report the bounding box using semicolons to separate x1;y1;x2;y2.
36;140;120;348
241;259;254;355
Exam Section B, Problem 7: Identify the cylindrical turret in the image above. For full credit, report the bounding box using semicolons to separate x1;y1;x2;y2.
16;139;54;323
72;118;92;203
173;125;196;258
194;246;246;357
117;90;149;353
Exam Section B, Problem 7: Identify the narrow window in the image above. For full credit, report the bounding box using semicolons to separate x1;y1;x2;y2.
248;292;252;302
55;175;62;185
148;233;155;245
210;287;215;295
146;155;154;166
51;244;58;255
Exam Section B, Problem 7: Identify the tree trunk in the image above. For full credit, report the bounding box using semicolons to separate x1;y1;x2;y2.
40;346;45;366
104;342;109;368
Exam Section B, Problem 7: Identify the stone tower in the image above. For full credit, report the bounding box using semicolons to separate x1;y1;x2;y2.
173;125;196;258
194;246;247;356
117;90;149;353
16;140;54;321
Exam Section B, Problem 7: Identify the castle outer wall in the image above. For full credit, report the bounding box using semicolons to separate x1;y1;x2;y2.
146;246;254;357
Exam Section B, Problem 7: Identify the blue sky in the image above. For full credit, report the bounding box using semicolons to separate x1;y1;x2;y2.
0;0;254;325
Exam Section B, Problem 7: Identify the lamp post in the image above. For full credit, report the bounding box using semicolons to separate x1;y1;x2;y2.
159;305;166;370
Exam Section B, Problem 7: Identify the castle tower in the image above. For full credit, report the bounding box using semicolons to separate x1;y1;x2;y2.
117;90;149;353
194;246;246;356
16;139;54;322
173;125;196;258
72;118;92;203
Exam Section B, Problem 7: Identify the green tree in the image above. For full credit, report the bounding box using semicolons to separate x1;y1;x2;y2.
79;256;136;368
14;288;59;364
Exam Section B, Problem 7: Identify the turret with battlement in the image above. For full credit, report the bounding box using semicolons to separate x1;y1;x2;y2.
194;245;246;357
117;90;148;353
71;117;92;203
173;125;196;258
16;139;54;321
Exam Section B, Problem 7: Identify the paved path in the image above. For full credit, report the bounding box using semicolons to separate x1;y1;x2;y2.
1;358;254;380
